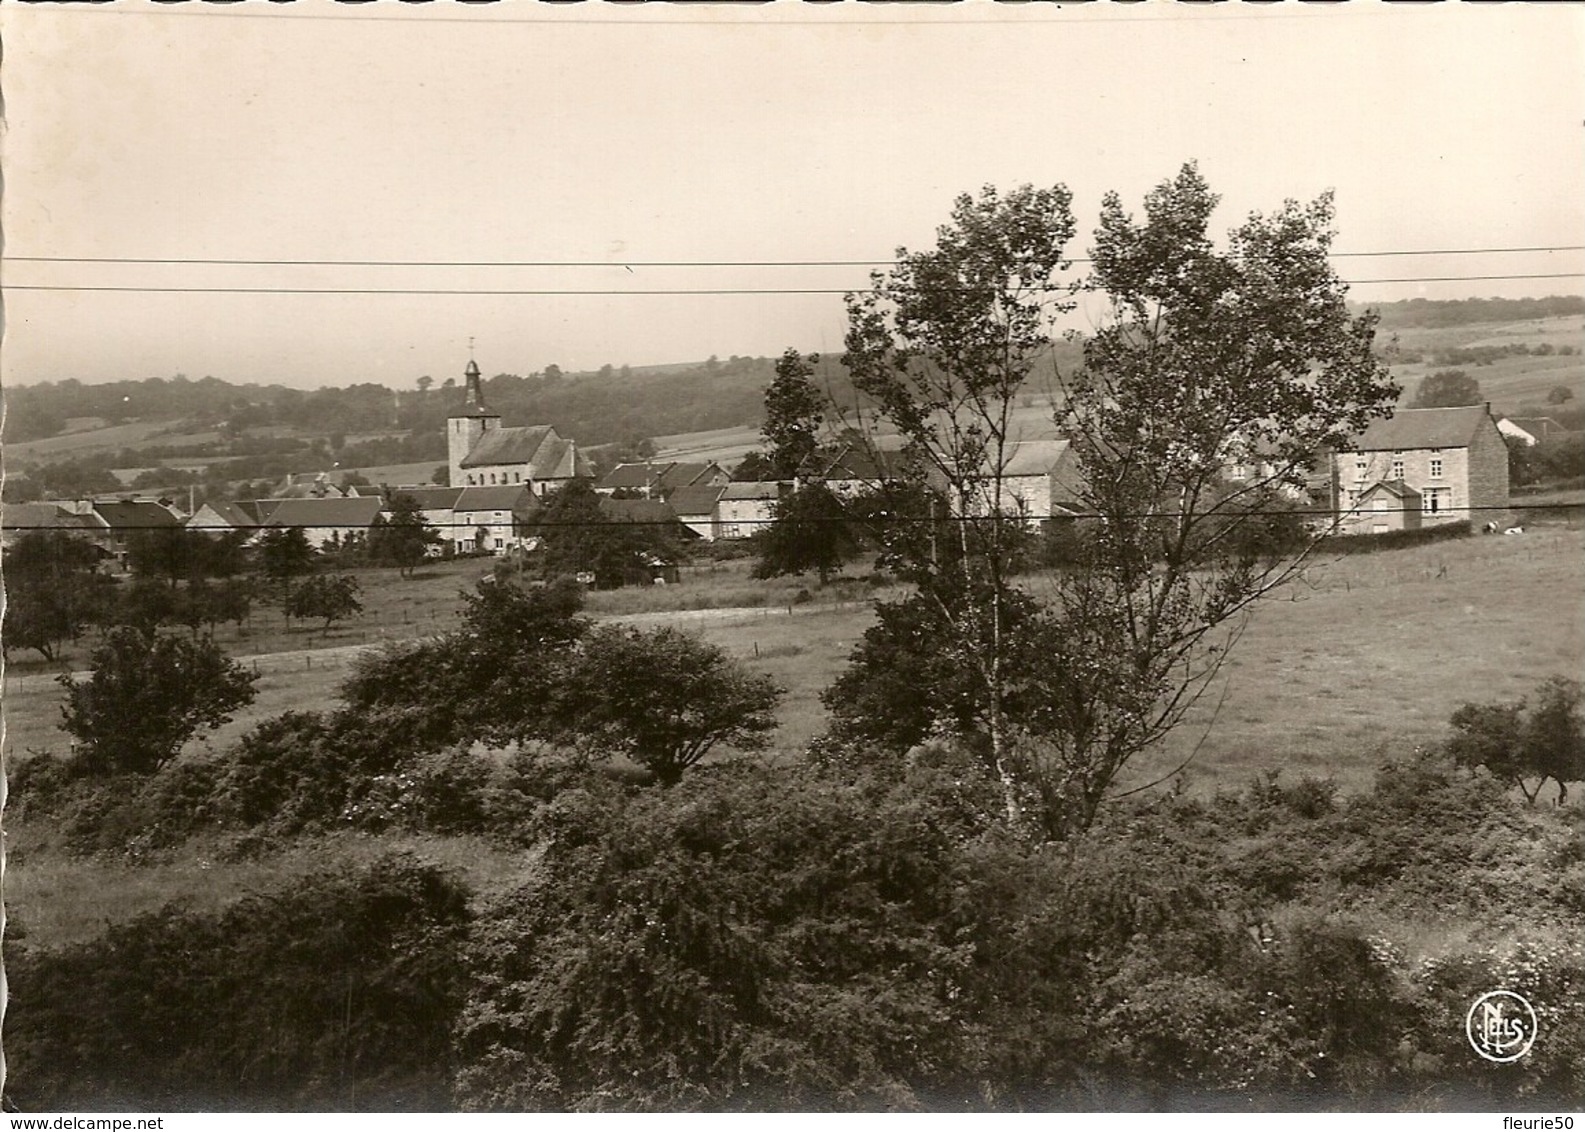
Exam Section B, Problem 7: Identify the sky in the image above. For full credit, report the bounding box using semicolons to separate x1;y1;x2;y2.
3;0;1583;392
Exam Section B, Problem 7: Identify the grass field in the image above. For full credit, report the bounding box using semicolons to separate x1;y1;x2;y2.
7;526;1580;957
1385;314;1585;413
7;527;1581;785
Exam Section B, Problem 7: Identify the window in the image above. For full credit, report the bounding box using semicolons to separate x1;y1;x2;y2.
1229;464;1247;481
1425;489;1441;514
1355;458;1368;477
494;537;504;549
514;472;521;483
1391;459;1404;480
1429;458;1442;478
494;511;505;521
489;473;497;485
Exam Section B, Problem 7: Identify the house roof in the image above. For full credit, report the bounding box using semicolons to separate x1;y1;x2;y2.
273;473;345;499
2;503;105;534
658;462;725;491
388;486;464;510
1359;479;1423;503
188;501;259;529
668;485;727;517
599;498;679;525
260;496;385;528
600;462;666;490
1002;438;1074;477
454;485;537;513
93;500;184;530
720;481;783;501
810;441;910;482
1505;416;1569;441
1353;406;1492;452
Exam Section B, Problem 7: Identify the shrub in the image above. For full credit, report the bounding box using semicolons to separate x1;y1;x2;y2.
59;627;258;776
6;854;474;1111
454;764;998;1110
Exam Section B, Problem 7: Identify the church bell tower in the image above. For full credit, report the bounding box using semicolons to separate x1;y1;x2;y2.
447;357;500;487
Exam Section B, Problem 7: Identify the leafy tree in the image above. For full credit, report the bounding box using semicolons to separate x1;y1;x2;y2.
560;625;780;785
750;482;860;583
369;492;440;577
1409;369;1482;409
528;480;678;588
842;180;1078;828
126;527;193;588
113;576;180;634
761;348;826;479
1547;384;1575;405
731;450;778;481
1034;164;1397;837
1;532;105;661
1449;677;1585;804
284;574;363;634
431;464;451;487
58;626;257;775
840;167;1397;840
257;526;315;600
340;576;589;749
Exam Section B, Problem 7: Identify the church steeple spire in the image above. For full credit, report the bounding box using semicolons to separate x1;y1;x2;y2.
449;352;500;488
463;357;486;412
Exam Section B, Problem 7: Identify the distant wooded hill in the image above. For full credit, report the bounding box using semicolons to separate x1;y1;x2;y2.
1358;294;1585;330
2;338;1087;454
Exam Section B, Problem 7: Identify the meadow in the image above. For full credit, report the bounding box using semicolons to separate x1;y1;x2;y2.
5;521;1581;956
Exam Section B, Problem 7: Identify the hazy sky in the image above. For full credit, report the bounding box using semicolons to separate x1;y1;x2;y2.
4;1;1582;391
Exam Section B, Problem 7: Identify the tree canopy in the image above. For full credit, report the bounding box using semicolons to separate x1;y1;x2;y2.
59;627;258;775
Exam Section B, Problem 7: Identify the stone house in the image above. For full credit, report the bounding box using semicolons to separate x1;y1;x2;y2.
257;496;385;551
452;484;538;555
716;482;784;540
667;485;728;541
1331;405;1508;533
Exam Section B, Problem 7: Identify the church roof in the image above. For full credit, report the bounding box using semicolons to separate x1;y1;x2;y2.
460;425;557;471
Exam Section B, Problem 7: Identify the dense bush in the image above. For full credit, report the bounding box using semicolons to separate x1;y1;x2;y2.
6;854;473;1111
1319;521;1474;555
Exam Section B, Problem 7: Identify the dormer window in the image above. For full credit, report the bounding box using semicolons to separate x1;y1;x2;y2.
1391;459;1404;480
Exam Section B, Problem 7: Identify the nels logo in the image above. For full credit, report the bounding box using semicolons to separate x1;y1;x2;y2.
1466;990;1539;1063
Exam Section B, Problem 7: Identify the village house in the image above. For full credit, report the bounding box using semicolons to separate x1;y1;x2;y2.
452;484;538;555
667;485;728;541
0;501;112;554
41;498;188;568
990;438;1085;526
1497;415;1570;447
1330;404;1508;534
595;461;731;499
716;481;784;539
800;440;911;499
448;360;590;494
257;495;385;551
381;486;465;549
185;500;263;538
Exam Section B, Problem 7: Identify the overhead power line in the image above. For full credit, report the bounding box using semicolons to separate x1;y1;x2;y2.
10;245;1584;269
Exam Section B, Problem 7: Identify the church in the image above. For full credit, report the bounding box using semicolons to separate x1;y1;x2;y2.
447;359;590;494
